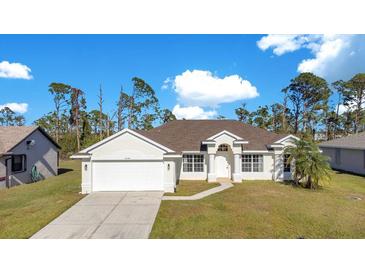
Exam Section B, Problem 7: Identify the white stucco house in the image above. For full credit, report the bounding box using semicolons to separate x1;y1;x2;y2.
319;132;365;175
0;126;60;189
71;120;298;193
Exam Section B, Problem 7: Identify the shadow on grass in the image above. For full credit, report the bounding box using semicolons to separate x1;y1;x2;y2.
276;180;297;186
58;168;73;175
332;169;365;178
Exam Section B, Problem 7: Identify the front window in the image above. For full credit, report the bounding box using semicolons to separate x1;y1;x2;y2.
183;154;204;172
284;154;291;172
11;154;26;173
218;144;228;151
242;154;263;172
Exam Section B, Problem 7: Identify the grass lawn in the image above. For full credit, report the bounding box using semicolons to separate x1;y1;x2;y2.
0;160;83;239
164;180;220;196
151;170;365;239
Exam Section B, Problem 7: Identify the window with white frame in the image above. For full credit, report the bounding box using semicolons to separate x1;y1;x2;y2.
242;154;263;172
183;154;204;172
218;144;228;151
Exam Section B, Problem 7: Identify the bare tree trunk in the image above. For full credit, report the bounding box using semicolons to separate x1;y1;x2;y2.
55;102;59;143
106;115;110;137
75;107;80;151
98;84;104;140
282;92;287;133
127;97;134;129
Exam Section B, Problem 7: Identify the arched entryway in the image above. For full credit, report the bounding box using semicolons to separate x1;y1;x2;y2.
215;144;233;178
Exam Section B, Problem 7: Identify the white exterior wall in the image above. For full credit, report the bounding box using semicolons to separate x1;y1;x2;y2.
163;159;176;192
81;159;92;194
80;131;177;193
91;132;164;159
321;147;365;175
242;152;275;180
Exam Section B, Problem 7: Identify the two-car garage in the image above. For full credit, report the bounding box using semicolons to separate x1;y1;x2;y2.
92;161;165;191
73;129;178;194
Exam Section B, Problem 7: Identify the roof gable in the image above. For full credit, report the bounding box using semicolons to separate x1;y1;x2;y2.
0;126;60;155
74;128;174;157
206;130;245;141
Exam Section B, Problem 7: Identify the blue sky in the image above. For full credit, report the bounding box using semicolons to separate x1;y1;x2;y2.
1;34;364;124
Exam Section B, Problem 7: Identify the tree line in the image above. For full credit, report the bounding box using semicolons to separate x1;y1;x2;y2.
234;72;365;140
33;77;176;158
1;72;364;158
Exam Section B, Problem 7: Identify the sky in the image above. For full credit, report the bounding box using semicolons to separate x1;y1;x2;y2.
1;34;365;124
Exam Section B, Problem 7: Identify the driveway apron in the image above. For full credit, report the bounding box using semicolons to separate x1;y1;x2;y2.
31;191;163;239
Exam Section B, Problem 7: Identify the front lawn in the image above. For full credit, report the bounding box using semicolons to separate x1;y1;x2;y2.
165;180;220;196
151;171;365;238
0;160;83;239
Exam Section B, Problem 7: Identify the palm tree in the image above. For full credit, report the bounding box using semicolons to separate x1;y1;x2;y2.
284;139;331;189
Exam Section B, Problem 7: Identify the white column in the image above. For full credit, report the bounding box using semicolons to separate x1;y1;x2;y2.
232;153;242;183
207;153;217;182
274;149;284;181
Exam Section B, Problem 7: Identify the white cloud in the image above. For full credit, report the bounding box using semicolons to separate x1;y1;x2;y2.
168;69;258;107
297;35;365;80
0;103;28;114
172;104;217;119
257;34;308;56
0;61;33;79
257;34;365;81
161;77;171;90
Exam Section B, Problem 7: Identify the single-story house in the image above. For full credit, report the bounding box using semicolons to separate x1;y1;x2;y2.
0;126;61;189
72;120;298;193
319;132;365;175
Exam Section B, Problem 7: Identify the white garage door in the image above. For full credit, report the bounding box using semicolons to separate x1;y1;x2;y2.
92;161;164;191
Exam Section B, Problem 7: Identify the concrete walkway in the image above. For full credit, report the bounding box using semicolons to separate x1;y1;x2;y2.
31;191;163;239
162;181;234;201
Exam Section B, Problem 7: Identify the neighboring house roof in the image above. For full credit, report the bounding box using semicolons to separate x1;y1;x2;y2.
319;132;365;150
0;126;61;155
135;120;289;152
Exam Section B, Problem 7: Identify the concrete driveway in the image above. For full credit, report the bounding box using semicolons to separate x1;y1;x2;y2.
31;191;163;239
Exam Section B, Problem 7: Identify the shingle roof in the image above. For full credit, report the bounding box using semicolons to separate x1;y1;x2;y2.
0;126;60;155
319;132;365;150
135;120;288;152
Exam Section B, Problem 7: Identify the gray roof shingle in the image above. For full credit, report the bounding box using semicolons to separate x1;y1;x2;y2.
319;132;365;150
0;126;60;155
135;120;288;152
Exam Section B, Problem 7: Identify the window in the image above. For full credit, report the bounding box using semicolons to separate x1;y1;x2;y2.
193;155;204;172
183;154;204;172
11;155;26;173
218;144;228;151
242;154;263;172
284;154;291;172
252;155;263;172
242;155;252;172
335;149;341;165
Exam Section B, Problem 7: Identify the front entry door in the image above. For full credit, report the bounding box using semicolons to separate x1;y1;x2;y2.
215;152;231;178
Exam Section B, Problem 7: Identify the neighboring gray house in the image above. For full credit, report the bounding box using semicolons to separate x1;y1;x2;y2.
0;126;61;189
319;132;365;175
